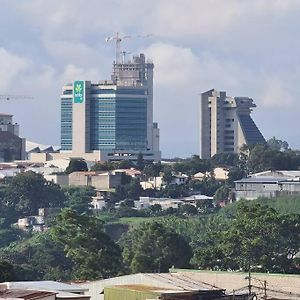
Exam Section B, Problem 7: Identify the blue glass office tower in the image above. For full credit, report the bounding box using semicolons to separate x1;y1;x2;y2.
60;54;160;161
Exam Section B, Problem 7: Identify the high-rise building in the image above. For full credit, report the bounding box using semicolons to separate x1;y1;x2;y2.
60;53;160;161
0;113;26;161
200;89;265;159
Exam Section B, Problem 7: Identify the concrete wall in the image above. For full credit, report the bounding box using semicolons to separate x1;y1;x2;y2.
68;172;121;189
91;173;122;189
69;173;89;186
44;174;69;186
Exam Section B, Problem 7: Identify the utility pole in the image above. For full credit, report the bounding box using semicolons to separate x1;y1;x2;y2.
263;280;267;300
248;261;252;296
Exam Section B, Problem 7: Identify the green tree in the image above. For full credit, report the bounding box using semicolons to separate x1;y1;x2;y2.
226;166;246;186
0;231;72;280
194;202;300;273
162;166;173;184
267;136;289;151
0;261;16;281
120;222;193;273
52;208;123;279
173;155;211;175
120;199;135;208
136;152;145;171
90;161;115;171
4;171;66;218
126;178;143;200
65;159;88;174
143;163;157;179
63;186;95;214
149;204;162;215
214;185;230;204
210;153;239;167
178;204;198;216
196;199;214;214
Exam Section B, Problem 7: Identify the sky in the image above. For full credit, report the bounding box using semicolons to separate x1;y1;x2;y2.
0;0;300;158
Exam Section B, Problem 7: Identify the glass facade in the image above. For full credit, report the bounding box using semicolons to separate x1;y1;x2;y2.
61;85;148;152
90;87;147;151
61;97;72;150
115;95;147;150
90;95;116;150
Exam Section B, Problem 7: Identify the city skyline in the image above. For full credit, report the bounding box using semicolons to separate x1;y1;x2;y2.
0;1;300;157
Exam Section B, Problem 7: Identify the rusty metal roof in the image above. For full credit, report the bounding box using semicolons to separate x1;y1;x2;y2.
0;289;56;300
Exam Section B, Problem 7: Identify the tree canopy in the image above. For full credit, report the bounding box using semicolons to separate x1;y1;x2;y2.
52;209;124;279
65;159;88;174
3;171;66;220
120;221;193;273
193;202;300;273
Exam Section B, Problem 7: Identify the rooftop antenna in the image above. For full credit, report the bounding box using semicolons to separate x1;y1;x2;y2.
105;32;152;63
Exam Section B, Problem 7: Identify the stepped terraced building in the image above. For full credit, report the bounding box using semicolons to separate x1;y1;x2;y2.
200;89;265;159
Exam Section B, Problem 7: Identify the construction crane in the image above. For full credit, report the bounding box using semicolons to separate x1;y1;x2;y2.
121;51;131;64
0;94;33;101
105;32;152;63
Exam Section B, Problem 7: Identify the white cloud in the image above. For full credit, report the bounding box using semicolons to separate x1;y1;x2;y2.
61;64;101;84
143;43;199;87
2;0;300;155
260;76;295;108
0;48;29;90
143;43;254;93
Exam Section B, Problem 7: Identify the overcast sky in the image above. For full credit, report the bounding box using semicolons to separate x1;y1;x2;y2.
0;0;299;158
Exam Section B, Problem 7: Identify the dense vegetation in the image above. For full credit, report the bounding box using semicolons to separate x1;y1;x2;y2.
0;139;300;280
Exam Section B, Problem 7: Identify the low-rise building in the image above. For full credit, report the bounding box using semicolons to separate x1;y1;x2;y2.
234;170;300;200
134;197;183;210
68;171;122;190
79;273;234;300
44;173;69;186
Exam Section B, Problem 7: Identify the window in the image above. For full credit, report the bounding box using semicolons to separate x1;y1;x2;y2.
224;130;234;134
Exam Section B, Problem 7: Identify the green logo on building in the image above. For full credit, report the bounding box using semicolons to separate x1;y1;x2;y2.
74;81;84;103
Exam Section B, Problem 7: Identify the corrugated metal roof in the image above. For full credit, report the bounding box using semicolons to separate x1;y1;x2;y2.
1;282;88;293
234;176;290;183
170;270;300;300
0;289;56;300
144;273;224;291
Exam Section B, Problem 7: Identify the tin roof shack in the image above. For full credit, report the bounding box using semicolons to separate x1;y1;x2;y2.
104;285;225;300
